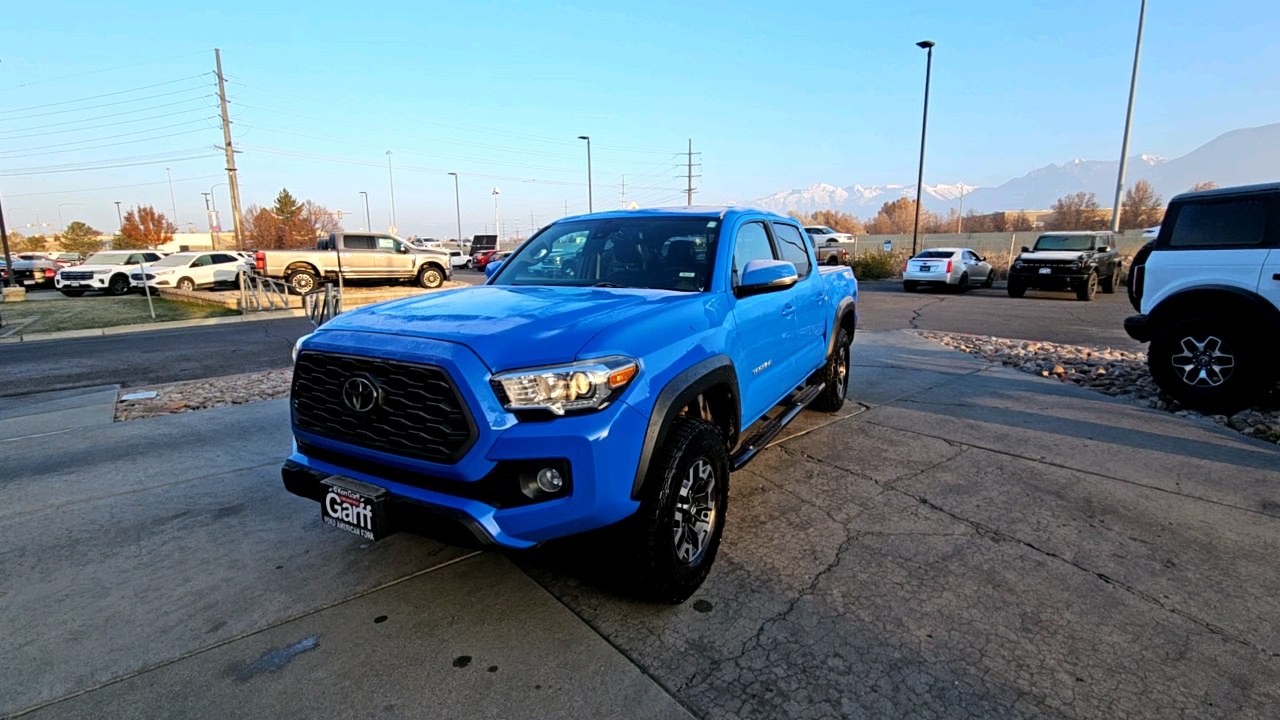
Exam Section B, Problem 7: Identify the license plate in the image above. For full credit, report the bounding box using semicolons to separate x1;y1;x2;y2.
320;476;392;541
68;282;82;287
920;265;931;272
22;280;35;285
1039;268;1051;274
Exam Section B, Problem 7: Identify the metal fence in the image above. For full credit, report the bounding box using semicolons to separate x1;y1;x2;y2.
846;230;1150;258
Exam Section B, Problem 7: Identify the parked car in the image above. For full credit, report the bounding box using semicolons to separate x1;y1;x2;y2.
1007;231;1122;301
253;232;452;293
55;250;165;296
0;260;8;284
283;207;859;603
804;226;855;266
903;248;994;292
473;250;505;271
411;240;470;269
1124;182;1280;413
130;251;250;292
10;254;60;288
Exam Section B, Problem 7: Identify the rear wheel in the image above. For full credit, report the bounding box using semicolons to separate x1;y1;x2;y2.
955;273;969;293
106;273;131;296
826;255;839;266
1007;280;1026;298
1148;318;1263;414
625;417;730;604
982;269;995;288
903;280;918;293
286;268;318;294
1076;271;1098;301
808;327;852;413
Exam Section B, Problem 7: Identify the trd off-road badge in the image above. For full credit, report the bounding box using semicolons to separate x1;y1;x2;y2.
320;477;390;541
341;375;380;413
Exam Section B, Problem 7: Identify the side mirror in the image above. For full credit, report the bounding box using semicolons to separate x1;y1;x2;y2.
398;244;409;254
1020;246;1031;253
979;255;987;262
736;259;798;298
485;260;504;279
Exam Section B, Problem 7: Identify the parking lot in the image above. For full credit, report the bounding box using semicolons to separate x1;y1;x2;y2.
3;282;1278;717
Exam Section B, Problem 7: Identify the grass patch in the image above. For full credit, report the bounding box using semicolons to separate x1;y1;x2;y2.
2;295;238;335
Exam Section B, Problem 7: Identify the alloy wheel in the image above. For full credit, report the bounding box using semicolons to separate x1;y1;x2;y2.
672;457;717;565
835;343;849;397
1171;335;1235;387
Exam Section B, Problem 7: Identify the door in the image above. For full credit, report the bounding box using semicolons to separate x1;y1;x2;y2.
731;220;797;424
374;236;415;277
1260;249;1280;313
771;222;828;376
187;254;215;286
209;253;242;284
339;235;377;277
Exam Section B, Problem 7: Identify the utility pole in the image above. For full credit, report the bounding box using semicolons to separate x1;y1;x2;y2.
165;167;179;225
530;209;535;233
564;199;568;217
215;49;245;249
1111;0;1147;233
577;136;593;212
492;188;501;240
957;185;966;233
687;139;694;206
447;174;462;245
114;201;123;231
386;150;397;233
0;192;12;288
359;191;370;231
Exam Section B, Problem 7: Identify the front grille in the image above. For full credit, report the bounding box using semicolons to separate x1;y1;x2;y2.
130;273;155;281
292;351;476;464
61;271;95;281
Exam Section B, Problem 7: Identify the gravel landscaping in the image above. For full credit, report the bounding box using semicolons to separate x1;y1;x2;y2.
920;331;1280;445
115;369;292;421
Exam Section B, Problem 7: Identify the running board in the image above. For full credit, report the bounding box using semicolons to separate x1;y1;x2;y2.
730;383;824;471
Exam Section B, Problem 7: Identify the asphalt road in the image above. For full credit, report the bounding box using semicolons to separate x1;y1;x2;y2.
0;275;1139;397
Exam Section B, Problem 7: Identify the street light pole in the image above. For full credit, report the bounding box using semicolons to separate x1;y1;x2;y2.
385;151;397;233
165;167;179;225
911;40;936;257
492;188;501;241
577;135;593;213
114;202;124;231
359;192;371;231
1110;0;1147;233
448;173;463;245
57;202;81;233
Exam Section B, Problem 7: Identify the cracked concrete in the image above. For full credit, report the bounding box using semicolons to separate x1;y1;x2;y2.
521;330;1280;719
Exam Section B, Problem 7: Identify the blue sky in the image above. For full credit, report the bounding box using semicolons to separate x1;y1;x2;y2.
1;0;1277;238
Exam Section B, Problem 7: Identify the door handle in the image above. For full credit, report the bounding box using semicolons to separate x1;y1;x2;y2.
782;304;796;317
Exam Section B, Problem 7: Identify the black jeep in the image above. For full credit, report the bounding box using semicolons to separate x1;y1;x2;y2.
1007;231;1123;301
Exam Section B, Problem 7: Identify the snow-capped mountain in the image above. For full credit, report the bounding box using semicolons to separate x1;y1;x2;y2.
745;123;1279;215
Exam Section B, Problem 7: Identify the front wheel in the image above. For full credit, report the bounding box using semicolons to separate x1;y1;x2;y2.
809;327;851;412
418;265;445;289
106;273;132;296
177;277;196;292
1007;280;1026;298
625;417;730;604
1076;271;1098;301
1148;318;1264;414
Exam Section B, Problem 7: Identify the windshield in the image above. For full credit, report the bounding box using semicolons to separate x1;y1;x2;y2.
85;252;133;265
151;254;192;268
913;250;954;259
1033;234;1093;251
490;216;722;292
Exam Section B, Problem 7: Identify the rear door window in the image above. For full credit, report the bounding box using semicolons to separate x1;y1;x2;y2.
342;235;376;250
771;223;812;279
1167;199;1270;248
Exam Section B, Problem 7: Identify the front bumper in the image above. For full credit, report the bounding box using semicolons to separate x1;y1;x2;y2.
284;332;650;548
1008;268;1090;287
55;275;110;290
1124;314;1152;342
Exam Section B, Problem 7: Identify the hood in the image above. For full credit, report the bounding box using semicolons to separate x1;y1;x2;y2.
1020;250;1088;261
61;263;131;273
320;285;683;370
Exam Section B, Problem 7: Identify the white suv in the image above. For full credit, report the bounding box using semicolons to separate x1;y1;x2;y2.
1125;182;1280;413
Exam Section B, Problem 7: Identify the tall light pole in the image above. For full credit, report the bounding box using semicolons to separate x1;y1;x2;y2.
359;191;371;231
448;173;463;245
165;167;179;225
911;40;936;257
385;151;397;233
0;193;13;287
1110;0;1147;233
577;135;593;213
114;202;124;231
57;202;81;233
492;188;501;240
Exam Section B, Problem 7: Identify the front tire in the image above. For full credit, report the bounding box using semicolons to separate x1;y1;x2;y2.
1007;280;1026;298
809;327;852;412
177;277;196;292
626;417;730;604
1148;318;1264;414
1076;271;1098;301
286;269;318;295
106;273;132;296
418;265;445;289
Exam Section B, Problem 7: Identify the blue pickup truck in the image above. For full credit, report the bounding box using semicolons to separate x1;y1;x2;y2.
283;207;858;602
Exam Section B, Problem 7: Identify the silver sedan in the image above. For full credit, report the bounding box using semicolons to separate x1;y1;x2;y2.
903;247;995;292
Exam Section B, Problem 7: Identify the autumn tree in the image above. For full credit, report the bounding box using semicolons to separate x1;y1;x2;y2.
1189;181;1218;192
1120;180;1164;230
115;205;176;249
865;197;936;235
242;189;342;249
16;234;48;253
58;221;104;257
1047;192;1105;231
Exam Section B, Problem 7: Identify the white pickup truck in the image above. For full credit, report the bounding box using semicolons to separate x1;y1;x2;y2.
253;232;452;293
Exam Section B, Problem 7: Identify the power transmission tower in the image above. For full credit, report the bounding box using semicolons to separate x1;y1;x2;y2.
215;49;245;249
686;139;702;206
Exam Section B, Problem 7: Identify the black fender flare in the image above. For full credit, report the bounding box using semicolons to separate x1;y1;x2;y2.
826;297;857;358
631;355;741;500
1148;285;1280;339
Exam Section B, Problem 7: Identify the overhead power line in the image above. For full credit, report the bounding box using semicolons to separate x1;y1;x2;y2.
0;118;216;156
0;97;213;135
0;148;219;177
0;108;213;140
0;50;212;92
0;128;213;160
0;75;208;115
2;173;223;198
0;85;213;122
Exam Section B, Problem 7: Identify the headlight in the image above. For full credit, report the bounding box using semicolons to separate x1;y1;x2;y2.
93;268;111;275
154;269;174;276
1069;262;1082;270
292;333;312;362
492;356;639;416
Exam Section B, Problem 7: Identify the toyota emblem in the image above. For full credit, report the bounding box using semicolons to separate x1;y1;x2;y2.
341;375;380;413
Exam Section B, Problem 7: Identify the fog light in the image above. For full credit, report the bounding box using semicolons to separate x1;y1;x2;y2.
536;467;563;493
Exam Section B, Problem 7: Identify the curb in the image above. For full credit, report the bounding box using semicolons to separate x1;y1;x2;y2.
0;309;309;345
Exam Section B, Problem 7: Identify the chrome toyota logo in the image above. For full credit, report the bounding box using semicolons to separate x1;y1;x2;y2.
341;375;380;413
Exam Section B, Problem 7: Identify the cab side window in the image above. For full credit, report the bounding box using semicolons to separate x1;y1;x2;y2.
342;235;376;250
770;223;812;279
191;255;213;267
732;222;776;286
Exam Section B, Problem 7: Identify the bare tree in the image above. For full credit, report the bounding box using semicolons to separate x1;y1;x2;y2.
115;205;176;249
1189;181;1218;192
1120;180;1164;230
866;198;933;235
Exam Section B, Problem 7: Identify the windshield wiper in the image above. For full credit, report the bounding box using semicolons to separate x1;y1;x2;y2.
592;281;627;288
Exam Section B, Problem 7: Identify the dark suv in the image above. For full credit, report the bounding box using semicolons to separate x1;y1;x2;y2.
1007;231;1123;301
1124;182;1280;413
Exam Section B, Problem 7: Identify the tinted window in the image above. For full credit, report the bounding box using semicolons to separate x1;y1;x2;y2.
342;235;376;250
144;253;162;262
1168;199;1269;248
914;250;954;259
733;222;776;285
191;255;213;267
1034;235;1094;251
128;254;145;264
211;254;237;264
771;223;812;279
